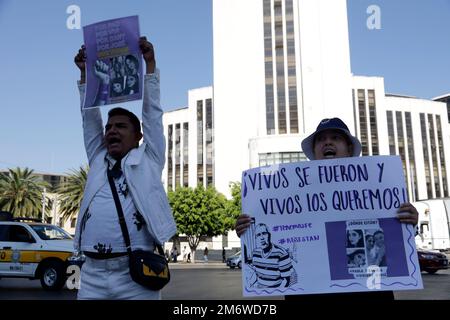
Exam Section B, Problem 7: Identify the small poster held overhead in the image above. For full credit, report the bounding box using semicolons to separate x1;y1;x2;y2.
240;155;423;297
83;15;142;108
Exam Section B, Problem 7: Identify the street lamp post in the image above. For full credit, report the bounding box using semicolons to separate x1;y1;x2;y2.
42;187;46;222
52;195;58;226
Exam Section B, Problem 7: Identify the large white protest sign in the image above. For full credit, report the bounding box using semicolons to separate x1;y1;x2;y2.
240;155;423;297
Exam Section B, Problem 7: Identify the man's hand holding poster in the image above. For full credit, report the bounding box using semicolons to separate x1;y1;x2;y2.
82;16;142;108
240;155;423;297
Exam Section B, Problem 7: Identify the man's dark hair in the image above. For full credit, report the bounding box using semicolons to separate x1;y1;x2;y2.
108;107;141;133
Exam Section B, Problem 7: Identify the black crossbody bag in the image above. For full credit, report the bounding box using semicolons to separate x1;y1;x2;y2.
107;169;170;290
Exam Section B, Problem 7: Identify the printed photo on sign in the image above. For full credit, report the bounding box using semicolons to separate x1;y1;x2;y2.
346;220;386;271
244;220;296;289
109;55;140;98
326;217;409;281
242;218;299;291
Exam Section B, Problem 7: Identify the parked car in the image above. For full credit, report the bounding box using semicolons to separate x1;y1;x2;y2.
0;216;84;290
226;251;242;269
417;249;449;274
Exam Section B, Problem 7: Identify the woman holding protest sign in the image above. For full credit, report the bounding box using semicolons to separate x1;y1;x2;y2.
235;117;418;301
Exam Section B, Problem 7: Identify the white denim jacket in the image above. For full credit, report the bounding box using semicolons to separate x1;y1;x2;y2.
73;70;177;251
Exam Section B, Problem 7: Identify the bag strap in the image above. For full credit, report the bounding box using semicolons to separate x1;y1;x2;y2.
107;168;133;255
107;168;164;256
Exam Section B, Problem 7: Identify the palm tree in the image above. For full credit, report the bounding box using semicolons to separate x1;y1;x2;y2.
57;166;88;224
0;167;50;218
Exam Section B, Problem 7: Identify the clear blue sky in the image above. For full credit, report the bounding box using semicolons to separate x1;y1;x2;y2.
1;0;449;174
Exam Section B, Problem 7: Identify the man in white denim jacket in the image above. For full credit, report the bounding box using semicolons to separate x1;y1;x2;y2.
73;37;176;299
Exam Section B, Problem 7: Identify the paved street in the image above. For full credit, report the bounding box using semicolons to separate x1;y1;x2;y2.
0;262;448;300
162;263;282;300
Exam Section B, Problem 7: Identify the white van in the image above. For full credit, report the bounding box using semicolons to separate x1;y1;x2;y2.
413;199;450;250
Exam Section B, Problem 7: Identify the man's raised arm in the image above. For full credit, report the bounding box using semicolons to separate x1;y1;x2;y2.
74;45;105;164
140;37;165;168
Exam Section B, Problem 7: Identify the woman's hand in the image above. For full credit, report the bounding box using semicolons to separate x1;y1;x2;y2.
235;214;252;237
396;202;418;225
74;45;86;83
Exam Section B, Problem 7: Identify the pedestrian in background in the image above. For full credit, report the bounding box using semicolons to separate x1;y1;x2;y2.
171;246;178;263
235;117;418;301
182;246;187;262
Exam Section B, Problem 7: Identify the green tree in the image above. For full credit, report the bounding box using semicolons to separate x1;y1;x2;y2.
57;166;88;224
222;182;242;230
168;185;231;262
43;197;54;222
0;167;50;218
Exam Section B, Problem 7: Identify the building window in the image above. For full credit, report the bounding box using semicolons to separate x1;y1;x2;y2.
396;112;407;186
183;122;189;187
263;0;298;136
358;89;368;155
43;175;62;191
274;0;282;18
447;101;450;123
175;123;181;188
405;112;418;201
352;89;357;134
266;84;275;135
368;90;378;155
167;124;173;190
436;115;449;197
288;85;298;133
275;20;286;134
420;113;432;198
428;114;441;197
285;0;298;134
263;0;275;135
205;99;214;186
197;100;204;186
386;111;396;155
259;152;306;167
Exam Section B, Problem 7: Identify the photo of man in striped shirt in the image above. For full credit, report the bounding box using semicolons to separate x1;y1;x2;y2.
250;223;293;288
